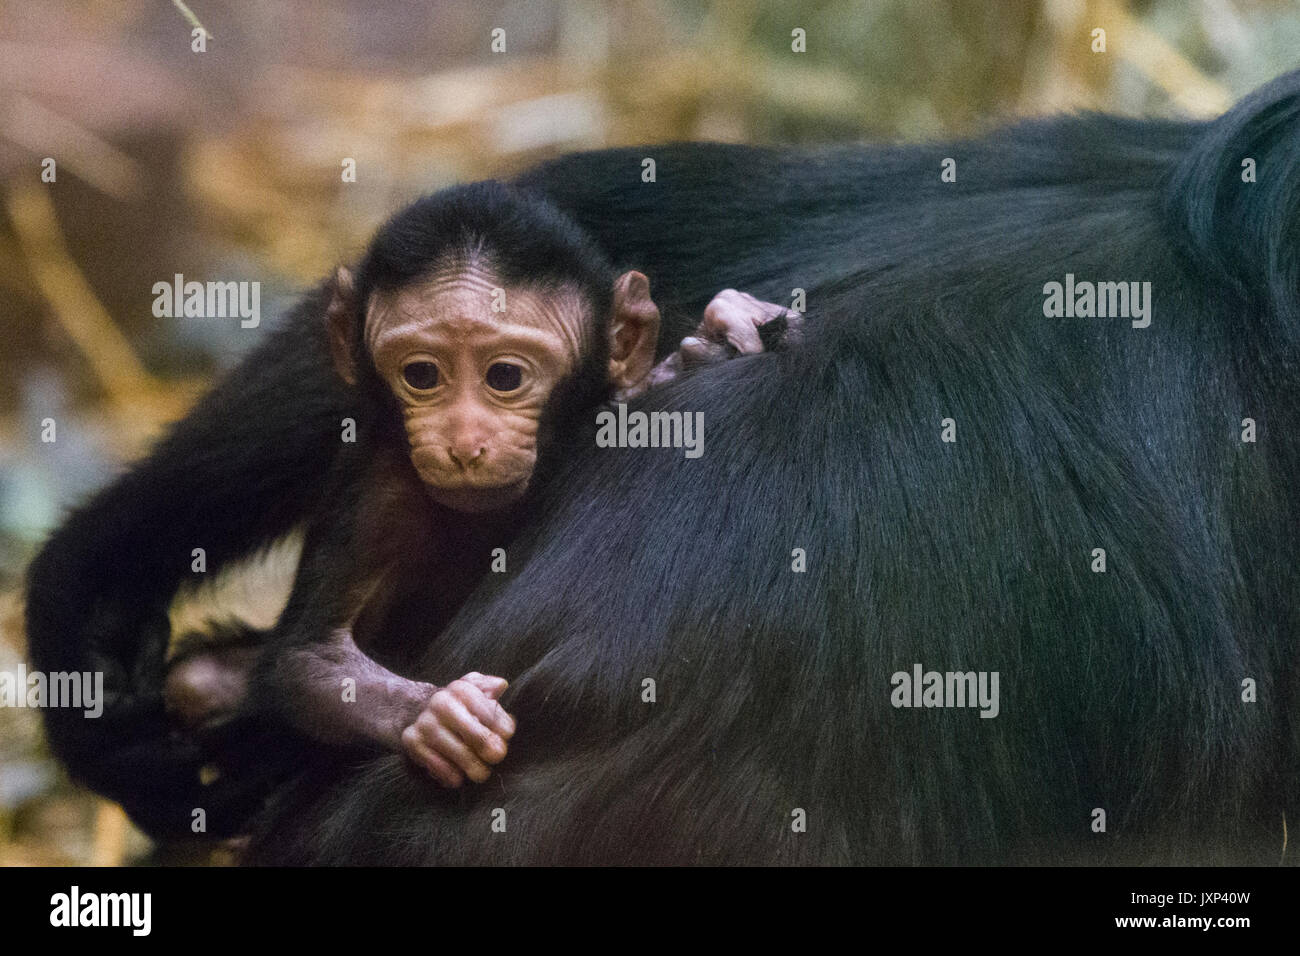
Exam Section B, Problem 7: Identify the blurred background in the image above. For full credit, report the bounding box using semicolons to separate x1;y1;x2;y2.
0;0;1296;865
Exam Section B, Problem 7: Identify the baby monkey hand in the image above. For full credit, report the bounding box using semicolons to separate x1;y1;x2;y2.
400;672;516;787
686;289;804;361
621;289;803;399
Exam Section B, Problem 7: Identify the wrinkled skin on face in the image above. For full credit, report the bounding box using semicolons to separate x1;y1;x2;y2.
366;270;588;512
328;264;660;514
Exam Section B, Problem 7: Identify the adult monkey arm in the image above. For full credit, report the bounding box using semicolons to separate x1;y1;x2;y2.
24;282;352;838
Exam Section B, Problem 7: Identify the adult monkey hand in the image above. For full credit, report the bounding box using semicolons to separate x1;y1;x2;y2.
617;288;803;400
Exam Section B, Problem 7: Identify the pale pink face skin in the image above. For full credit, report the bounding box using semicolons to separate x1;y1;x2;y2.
365;267;591;513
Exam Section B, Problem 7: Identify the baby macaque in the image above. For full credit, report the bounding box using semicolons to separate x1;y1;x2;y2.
165;182;799;788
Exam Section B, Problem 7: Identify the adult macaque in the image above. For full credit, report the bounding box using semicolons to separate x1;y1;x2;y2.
165;182;796;788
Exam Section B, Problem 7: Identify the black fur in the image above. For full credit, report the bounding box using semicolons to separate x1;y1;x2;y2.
355;180;616;303
27;71;1300;863
24;283;348;834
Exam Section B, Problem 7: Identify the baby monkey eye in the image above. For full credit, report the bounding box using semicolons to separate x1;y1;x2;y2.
485;362;523;392
402;361;439;390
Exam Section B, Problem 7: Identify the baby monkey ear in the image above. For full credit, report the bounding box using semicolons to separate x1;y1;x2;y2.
326;266;360;386
607;270;661;393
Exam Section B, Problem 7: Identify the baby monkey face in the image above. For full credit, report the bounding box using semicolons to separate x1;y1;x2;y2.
365;270;590;513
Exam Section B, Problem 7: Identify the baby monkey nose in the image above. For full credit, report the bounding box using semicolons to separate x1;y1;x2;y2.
448;444;487;469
